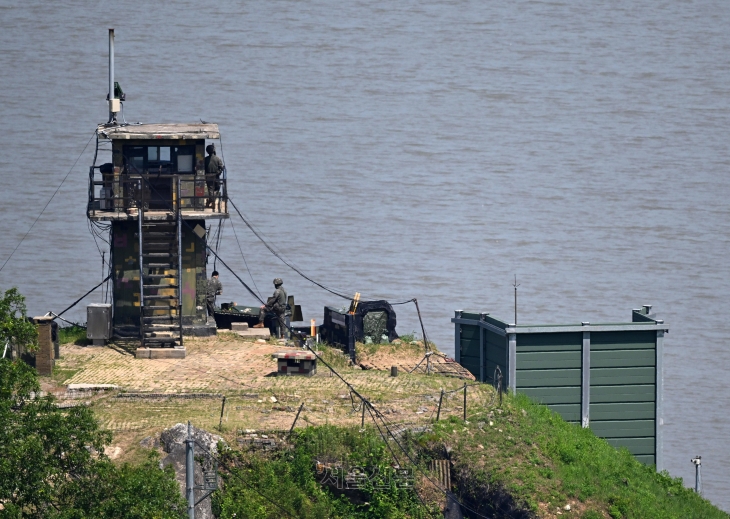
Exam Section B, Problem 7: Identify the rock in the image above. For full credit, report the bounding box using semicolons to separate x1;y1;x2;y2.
392;339;402;345
256;339;266;343
140;435;160;448
160;423;224;455
104;445;122;459
521;409;527;417
564;504;571;511
160;424;225;519
269;396;277;403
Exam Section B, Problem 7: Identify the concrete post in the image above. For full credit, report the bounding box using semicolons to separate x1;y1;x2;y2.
34;316;54;376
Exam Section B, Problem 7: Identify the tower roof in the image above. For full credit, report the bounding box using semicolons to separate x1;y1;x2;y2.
97;123;220;140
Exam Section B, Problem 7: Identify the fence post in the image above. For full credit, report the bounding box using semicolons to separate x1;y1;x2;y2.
436;389;444;421
463;383;467;421
218;396;227;431
361;401;366;428
289;402;305;436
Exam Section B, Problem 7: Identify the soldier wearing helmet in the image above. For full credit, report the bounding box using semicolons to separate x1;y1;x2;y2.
204;143;224;209
253;278;287;338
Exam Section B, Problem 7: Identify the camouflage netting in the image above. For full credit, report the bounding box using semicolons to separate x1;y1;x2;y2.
363;310;388;341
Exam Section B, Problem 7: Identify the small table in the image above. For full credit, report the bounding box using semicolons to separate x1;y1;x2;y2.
272;351;317;376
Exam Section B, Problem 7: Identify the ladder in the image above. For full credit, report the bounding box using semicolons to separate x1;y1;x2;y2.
137;178;184;348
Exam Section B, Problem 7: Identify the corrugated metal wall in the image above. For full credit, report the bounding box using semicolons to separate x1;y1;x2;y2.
517;332;583;423
589;330;657;465
453;310;665;468
457;312;482;379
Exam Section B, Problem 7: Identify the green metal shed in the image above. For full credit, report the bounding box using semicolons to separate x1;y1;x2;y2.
451;306;667;469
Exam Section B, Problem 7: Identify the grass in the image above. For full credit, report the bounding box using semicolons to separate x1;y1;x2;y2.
52;366;81;385
355;340;427;363
48;339;728;518
414;393;727;519
58;324;88;345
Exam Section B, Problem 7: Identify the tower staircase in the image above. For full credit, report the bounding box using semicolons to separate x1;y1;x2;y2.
137;192;184;348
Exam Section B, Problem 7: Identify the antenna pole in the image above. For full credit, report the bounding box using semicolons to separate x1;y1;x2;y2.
513;275;520;325
108;28;115;123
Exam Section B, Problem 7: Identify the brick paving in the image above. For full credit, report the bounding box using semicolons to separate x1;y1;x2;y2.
54;334;496;446
59;335;293;392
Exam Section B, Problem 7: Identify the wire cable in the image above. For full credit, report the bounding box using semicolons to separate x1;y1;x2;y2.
229;218;262;299
0;130;96;273
126;170;265;305
51;274;112;319
228;198;353;300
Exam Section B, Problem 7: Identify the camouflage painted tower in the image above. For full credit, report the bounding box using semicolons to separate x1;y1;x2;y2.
86;30;228;358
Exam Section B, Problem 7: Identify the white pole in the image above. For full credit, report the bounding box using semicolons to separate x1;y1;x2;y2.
108;28;115;122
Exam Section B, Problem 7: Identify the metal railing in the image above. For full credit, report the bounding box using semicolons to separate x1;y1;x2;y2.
87;167;227;217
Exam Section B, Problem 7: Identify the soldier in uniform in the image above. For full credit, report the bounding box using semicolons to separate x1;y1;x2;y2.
253;278;287;338
206;270;222;321
204;144;224;209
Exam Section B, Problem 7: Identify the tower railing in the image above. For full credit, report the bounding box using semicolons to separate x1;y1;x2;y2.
87;167;227;218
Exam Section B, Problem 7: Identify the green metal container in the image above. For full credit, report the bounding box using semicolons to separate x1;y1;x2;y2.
452;306;667;469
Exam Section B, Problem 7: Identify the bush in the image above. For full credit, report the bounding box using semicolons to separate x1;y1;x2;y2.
0;358;185;518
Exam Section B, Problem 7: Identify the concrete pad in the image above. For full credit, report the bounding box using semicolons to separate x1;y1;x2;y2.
236;328;270;340
135;348;151;359
67;383;119;391
231;322;249;331
149;348;187;359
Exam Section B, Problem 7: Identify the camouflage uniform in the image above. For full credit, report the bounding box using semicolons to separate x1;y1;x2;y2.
258;282;287;338
206;276;222;319
205;150;224;207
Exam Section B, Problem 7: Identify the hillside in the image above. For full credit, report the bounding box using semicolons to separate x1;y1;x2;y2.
43;331;727;518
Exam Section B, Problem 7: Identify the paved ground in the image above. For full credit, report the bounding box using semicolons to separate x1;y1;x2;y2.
58;334;290;392
48;333;495;466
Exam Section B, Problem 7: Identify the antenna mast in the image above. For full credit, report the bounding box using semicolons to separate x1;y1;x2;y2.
108;28;118;124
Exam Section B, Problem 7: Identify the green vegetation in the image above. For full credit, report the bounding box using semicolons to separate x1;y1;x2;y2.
314;343;352;371
414;394;727;519
211;392;727;519
57;324;88;345
0;287;37;352
397;332;417;343
213;426;439;518
0;358;185;518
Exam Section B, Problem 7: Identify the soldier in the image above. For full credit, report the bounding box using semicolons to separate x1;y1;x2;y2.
253;278;287;338
206;270;222;321
204;144;224;208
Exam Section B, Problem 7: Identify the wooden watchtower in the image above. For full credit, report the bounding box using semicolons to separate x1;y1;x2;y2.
88;123;228;357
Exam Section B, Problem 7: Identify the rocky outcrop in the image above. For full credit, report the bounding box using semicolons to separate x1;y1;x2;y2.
160;423;225;519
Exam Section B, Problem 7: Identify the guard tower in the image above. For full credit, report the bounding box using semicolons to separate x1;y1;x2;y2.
86;30;228;358
88;124;228;356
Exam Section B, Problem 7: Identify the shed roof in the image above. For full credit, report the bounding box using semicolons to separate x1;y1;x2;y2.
97;123;220;140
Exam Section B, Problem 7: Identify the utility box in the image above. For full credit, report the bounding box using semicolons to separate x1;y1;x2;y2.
87;304;112;346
